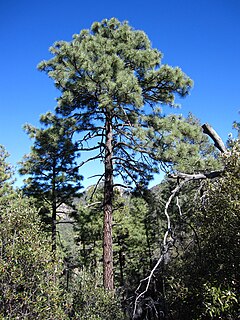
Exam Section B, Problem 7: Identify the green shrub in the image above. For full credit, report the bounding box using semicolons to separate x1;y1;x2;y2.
0;195;67;319
202;282;238;319
71;267;126;319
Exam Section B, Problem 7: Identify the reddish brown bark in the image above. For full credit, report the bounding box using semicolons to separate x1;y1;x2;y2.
51;161;57;255
103;114;114;291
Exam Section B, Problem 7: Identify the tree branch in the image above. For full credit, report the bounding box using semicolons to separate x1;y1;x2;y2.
170;170;224;181
78;153;103;168
85;201;102;208
56;221;76;224
202;123;227;153
88;173;105;201
112;183;132;189
133;178;190;318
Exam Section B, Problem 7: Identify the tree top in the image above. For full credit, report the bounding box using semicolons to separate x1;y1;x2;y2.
38;18;193;117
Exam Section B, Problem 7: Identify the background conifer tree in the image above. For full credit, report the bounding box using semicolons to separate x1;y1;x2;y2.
19;113;82;252
0;145;15;202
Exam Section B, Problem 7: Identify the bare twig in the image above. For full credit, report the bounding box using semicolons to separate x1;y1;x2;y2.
112;183;132;190
89;173;105;201
78;154;103;168
85;201;102;208
56;221;76;224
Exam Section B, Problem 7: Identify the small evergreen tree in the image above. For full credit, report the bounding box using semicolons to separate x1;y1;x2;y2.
19;113;82;252
0;145;14;202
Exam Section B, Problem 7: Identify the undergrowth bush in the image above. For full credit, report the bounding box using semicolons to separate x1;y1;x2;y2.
0;194;67;319
70;266;126;319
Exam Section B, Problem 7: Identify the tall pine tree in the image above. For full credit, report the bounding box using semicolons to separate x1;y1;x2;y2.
38;18;193;290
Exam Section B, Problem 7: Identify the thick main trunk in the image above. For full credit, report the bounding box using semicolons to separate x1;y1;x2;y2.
51;164;57;254
103;115;114;291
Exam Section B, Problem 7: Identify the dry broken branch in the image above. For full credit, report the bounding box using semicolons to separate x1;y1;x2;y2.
133;178;190;318
170;170;224;181
202;123;227;153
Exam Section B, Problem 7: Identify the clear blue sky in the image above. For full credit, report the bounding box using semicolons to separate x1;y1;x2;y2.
1;0;240;187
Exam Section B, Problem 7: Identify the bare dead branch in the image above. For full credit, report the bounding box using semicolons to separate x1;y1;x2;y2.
176;196;182;216
133;178;190;318
113;183;132;189
202;123;227;153
56;221;76;224
85;201;102;208
88;173;105;201
78;153;103;168
133;125;226;317
133;247;167;318
170;170;224;181
87;174;104;179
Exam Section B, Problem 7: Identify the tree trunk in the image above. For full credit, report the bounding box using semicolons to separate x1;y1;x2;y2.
51;164;57;254
103;114;114;291
52;201;57;253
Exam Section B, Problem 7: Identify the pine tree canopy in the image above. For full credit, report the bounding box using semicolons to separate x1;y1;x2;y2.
39;18;192;114
38;17;193;186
